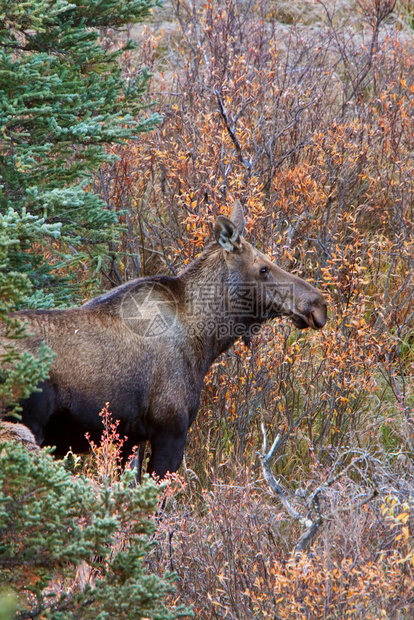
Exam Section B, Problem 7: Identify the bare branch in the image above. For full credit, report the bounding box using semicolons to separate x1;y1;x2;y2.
260;426;380;558
259;424;319;556
215;89;252;176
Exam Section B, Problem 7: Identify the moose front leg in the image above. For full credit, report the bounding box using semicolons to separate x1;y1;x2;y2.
124;441;147;485
147;424;189;480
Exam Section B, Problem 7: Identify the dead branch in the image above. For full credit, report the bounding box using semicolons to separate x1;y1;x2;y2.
259;424;322;558
215;89;252;176
259;424;379;558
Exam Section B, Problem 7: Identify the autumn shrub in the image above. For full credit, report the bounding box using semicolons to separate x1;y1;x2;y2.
148;454;414;619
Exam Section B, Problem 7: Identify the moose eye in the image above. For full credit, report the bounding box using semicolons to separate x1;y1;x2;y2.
260;266;269;275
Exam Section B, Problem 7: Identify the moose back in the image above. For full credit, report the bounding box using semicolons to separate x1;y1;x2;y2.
1;202;327;478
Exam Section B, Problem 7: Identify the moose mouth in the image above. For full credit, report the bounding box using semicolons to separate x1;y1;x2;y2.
291;313;325;330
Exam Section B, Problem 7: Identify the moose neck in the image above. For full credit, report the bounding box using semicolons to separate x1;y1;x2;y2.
178;244;252;368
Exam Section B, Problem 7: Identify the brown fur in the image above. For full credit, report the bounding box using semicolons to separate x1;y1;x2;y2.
0;203;327;478
0;422;39;451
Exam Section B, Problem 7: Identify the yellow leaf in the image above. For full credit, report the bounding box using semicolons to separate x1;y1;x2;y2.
395;512;409;524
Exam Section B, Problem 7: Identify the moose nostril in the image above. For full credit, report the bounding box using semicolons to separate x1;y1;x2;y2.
311;310;327;330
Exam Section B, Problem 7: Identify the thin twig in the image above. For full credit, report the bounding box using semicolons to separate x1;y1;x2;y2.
215;89;252;176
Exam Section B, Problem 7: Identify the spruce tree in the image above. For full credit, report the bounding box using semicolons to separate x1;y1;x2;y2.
0;0;161;409
0;0;161;302
0;210;58;411
0;441;190;619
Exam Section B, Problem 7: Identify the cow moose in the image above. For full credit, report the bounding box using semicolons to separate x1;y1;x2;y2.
1;201;327;479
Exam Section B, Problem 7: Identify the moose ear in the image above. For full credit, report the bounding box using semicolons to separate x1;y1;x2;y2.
214;216;242;252
230;199;246;235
